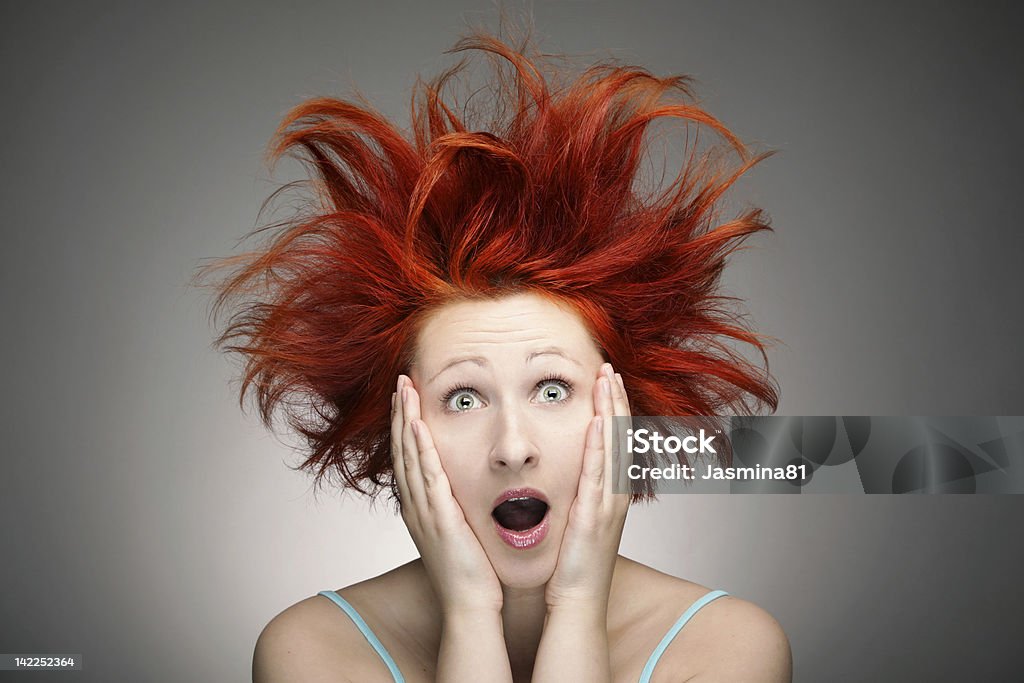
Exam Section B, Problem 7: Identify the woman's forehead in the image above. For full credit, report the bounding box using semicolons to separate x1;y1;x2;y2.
413;292;602;372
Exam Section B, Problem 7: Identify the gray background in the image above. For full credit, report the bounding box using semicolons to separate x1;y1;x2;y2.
2;1;1022;681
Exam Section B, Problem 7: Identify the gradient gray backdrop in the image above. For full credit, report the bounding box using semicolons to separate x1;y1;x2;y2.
3;1;1022;681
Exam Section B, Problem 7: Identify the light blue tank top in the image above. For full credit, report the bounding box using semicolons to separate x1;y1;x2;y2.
318;588;729;682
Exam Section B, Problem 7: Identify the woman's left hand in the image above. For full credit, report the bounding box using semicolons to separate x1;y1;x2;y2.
544;362;632;611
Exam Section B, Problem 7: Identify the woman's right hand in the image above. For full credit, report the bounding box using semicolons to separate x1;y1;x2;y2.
391;375;504;616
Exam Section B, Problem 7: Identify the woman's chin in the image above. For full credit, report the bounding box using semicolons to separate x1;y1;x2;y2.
495;563;556;591
487;542;560;591
479;514;566;592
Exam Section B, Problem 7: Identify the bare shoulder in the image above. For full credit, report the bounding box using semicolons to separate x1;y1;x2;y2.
253;595;342;683
615;560;791;682
253;593;382;683
253;562;432;683
680;593;792;682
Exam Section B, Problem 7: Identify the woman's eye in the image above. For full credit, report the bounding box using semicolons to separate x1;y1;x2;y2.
445;390;481;412
536;380;570;403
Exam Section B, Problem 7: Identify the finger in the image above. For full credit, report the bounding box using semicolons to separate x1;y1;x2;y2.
578;415;604;503
411;417;454;506
613;372;631;417
609;370;633;496
596;365;614;420
400;381;429;517
391;380;410;507
598;367;617;495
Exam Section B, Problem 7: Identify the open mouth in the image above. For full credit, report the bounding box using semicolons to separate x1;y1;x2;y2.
491;490;550;549
493;497;549;531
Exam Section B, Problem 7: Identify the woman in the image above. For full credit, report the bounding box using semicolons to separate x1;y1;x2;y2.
205;31;790;682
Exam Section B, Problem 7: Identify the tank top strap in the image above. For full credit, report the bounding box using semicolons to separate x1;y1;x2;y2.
638;589;729;683
318;590;405;683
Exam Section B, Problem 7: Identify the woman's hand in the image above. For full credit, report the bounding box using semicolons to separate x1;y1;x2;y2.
391;375;505;616
532;363;631;683
544;362;632;611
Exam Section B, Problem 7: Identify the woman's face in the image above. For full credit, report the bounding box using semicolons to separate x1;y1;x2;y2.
410;291;606;589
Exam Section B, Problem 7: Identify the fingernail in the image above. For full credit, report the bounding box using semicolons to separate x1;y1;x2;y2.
600;377;610;396
615;372;624;388
411;420;421;437
402;386;409;404
396;375;404;391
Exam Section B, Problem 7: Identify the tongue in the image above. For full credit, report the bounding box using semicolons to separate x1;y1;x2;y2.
492;498;548;531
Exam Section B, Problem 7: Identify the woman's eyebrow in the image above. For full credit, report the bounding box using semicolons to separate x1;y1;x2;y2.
527;347;582;367
427;347;581;384
428;355;488;383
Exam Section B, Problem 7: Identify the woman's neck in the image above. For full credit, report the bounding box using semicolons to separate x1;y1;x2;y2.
498;557;635;680
405;556;635;679
500;584;549;680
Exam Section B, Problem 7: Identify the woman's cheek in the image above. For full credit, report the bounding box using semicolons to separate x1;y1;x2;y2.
428;418;483;494
541;416;589;477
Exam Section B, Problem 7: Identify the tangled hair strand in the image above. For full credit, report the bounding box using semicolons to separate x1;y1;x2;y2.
196;32;779;501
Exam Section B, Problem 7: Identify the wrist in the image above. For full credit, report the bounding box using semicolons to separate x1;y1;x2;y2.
545;598;609;622
442;604;504;626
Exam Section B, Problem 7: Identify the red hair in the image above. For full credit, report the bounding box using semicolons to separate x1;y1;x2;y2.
199;33;778;500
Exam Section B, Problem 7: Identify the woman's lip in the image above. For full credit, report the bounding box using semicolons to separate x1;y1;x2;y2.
493;510;550;549
491;487;549;509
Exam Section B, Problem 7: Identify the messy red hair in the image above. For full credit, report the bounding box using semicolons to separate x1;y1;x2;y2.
199;33;778;500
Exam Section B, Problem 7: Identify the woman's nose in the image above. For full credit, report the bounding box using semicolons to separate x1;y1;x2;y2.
488;405;540;472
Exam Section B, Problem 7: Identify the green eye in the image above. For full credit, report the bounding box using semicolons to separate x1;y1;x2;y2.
446;390;481;412
537;380;570;403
